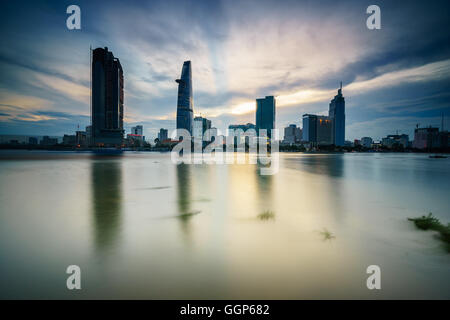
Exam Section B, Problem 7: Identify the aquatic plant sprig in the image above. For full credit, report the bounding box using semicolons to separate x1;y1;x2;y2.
408;212;450;252
257;210;275;221
319;228;336;241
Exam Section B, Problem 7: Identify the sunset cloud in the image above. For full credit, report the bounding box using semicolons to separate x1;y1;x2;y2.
0;0;449;140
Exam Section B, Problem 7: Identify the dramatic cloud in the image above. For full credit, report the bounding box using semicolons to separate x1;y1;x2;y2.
0;0;449;140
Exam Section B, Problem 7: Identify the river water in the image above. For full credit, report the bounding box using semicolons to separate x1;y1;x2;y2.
0;151;449;299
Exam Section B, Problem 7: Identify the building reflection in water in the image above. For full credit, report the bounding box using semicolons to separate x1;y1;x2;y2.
301;155;346;221
226;156;274;220
90;158;123;254
175;164;194;240
300;154;345;177
255;161;274;214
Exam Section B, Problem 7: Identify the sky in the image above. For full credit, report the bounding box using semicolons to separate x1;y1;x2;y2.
0;0;449;141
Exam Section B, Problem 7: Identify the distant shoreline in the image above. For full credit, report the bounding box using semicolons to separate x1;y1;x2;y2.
0;146;449;155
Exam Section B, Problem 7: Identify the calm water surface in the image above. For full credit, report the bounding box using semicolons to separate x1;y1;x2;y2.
0;151;449;299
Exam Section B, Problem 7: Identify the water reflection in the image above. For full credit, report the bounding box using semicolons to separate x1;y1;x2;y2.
302;155;346;221
287;154;345;177
255;163;274;214
90;158;123;254
176;164;194;239
1;151;450;299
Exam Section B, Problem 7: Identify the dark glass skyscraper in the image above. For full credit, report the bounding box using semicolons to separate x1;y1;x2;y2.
302;114;317;143
328;83;345;146
176;61;194;135
256;96;276;138
302;114;333;145
91;47;124;147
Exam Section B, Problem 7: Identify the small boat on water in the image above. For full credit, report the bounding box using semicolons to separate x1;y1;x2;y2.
429;155;447;159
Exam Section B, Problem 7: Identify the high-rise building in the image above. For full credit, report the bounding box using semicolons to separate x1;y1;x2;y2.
283;124;297;144
193;116;211;142
204;119;212;141
158;128;169;142
256;96;276;138
302;114;333;145
131;125;143;136
209;127;218;142
176;61;194;135
361;137;373;148
228;123;256;145
28;137;38;145
439;131;450;149
228;123;256;132
316;116;333;145
40;136;58;146
382;134;409;148
63;134;76;146
91;47;124;147
76;131;87;146
328;83;345;146
127;125;144;146
193;117;203;142
85;125;92;145
412;127;441;149
302;114;317;143
295;127;302;143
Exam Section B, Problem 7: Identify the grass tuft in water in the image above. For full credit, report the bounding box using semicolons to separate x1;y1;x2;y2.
408;212;441;230
320;228;336;241
177;210;201;220
408;213;450;252
257;210;275;221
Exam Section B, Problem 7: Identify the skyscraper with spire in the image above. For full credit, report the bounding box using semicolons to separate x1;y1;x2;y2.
328;82;345;146
176;61;194;135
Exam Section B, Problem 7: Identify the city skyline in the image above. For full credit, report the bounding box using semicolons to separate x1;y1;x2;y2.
0;0;449;141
